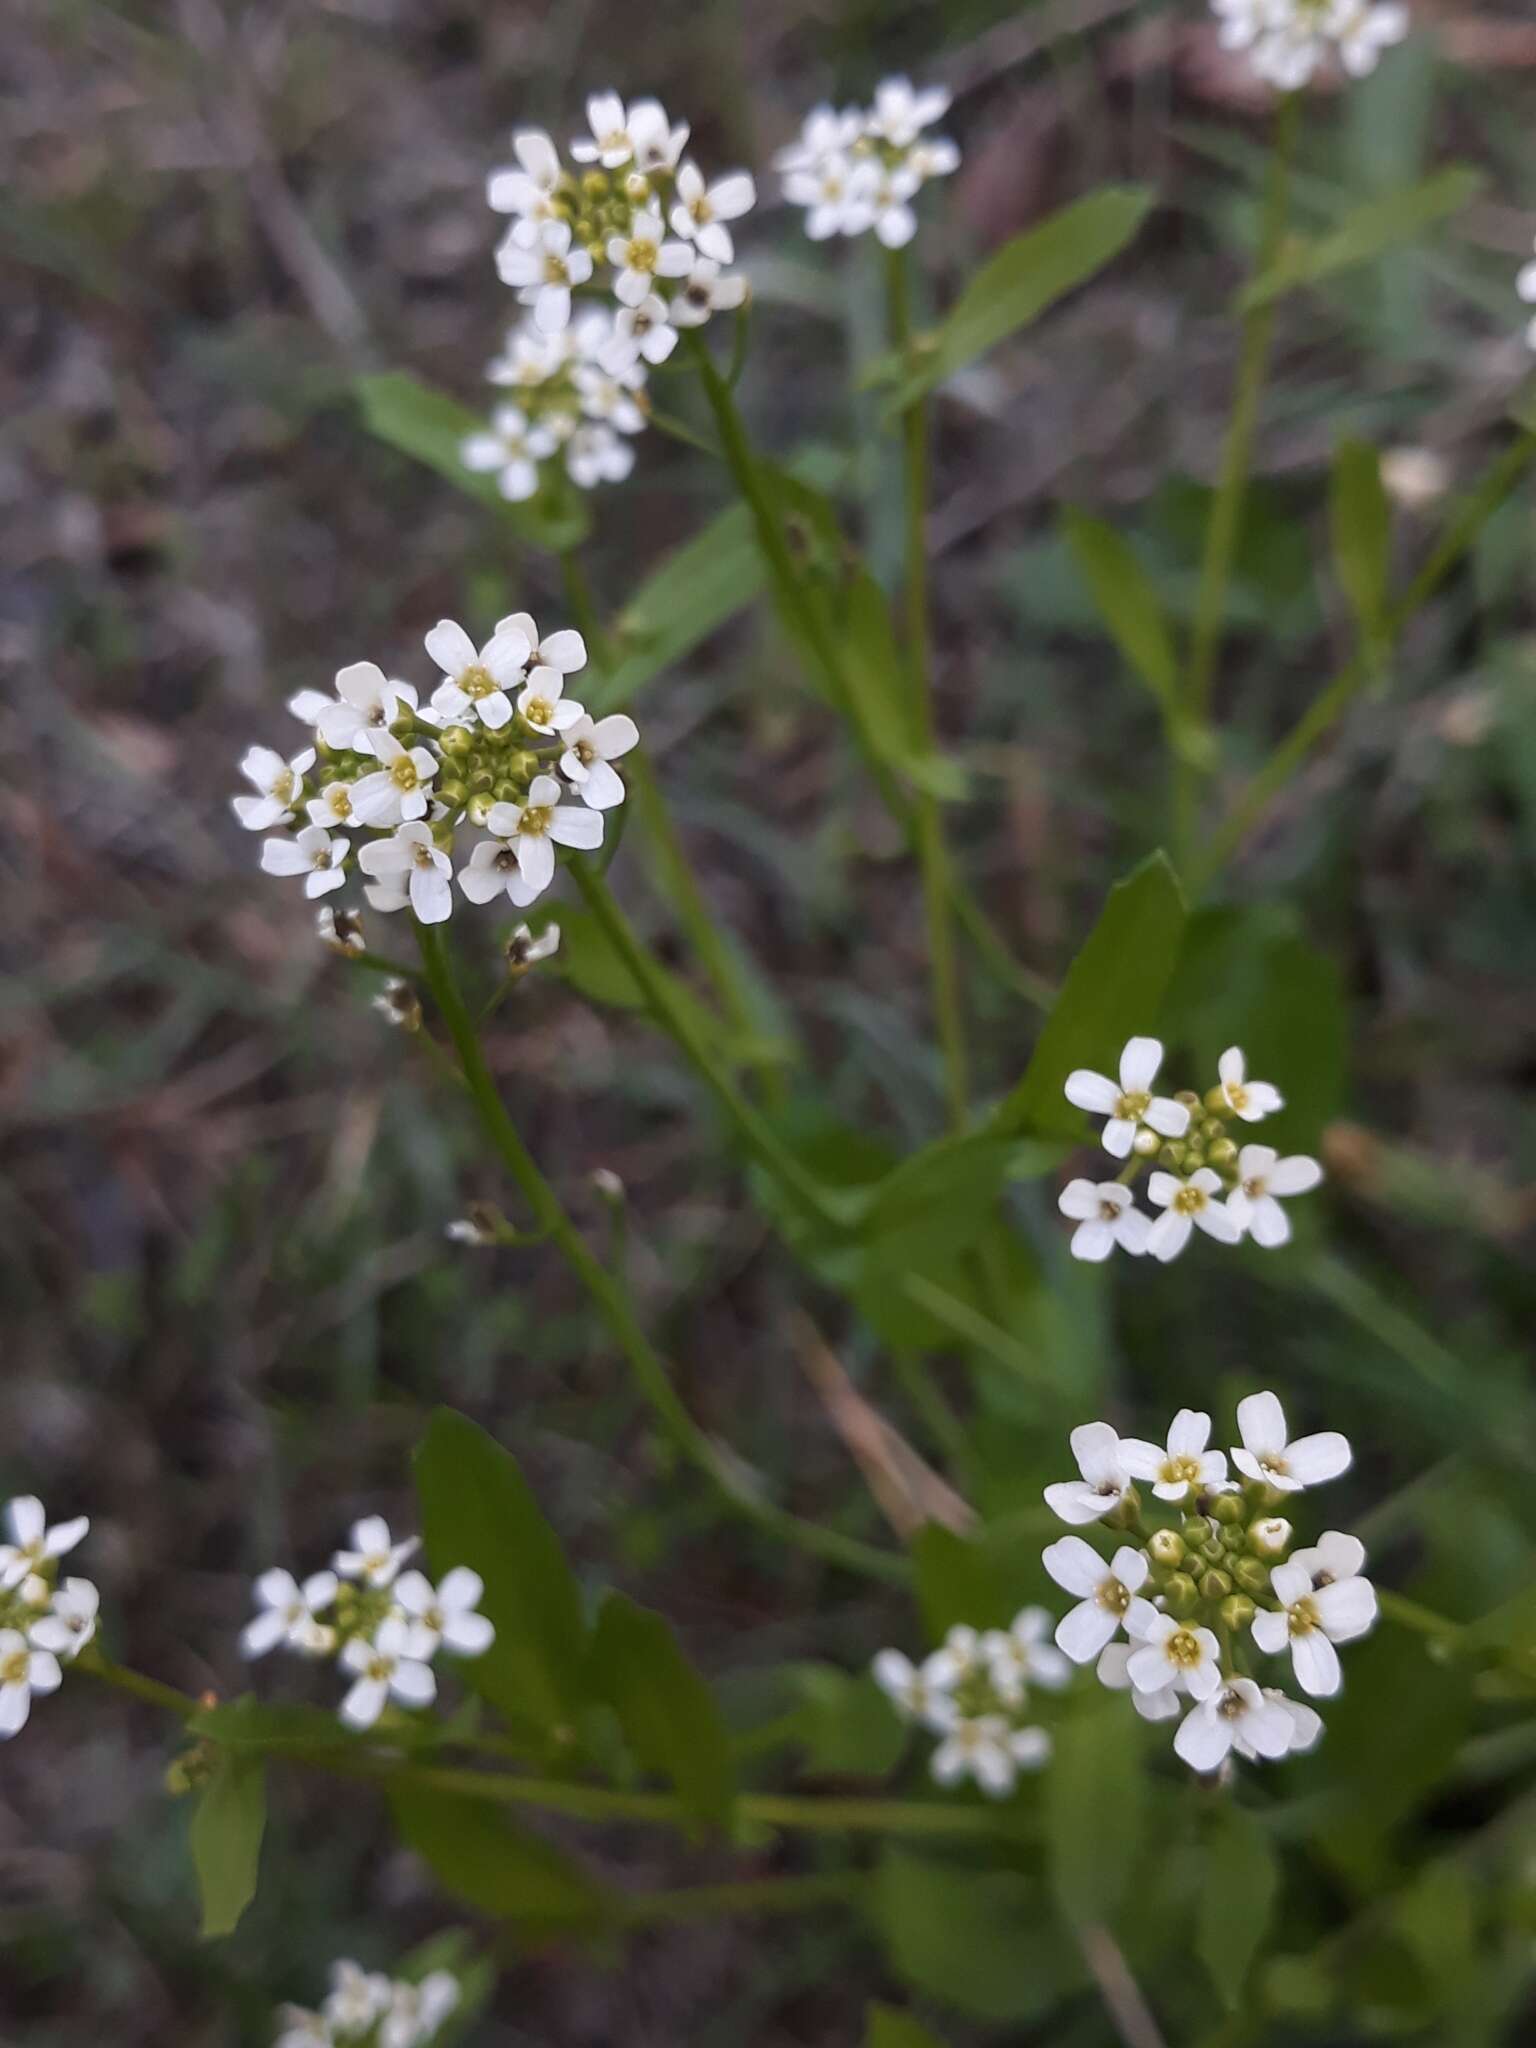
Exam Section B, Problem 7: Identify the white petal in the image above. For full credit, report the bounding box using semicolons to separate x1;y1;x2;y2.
410;866;453;926
1168;1408;1211;1457
1069;1220;1115;1262
547;805;605;850
1285;1432;1351;1486
1174;1701;1232;1772
1118;1036;1164;1093
1250;1609;1290;1656
1148;1211;1191;1262
442;1611;495;1656
1269;1155;1323;1197
1291;1629;1341;1697
339;1677;387;1730
1056;1599;1120;1663
241;1609;291;1659
389;1659;437;1709
1315;1576;1377;1642
1057;1179;1101;1223
1193;1201;1241;1245
1236;1391;1285;1455
1101;1118;1136;1159
1041;1536;1105;1597
1064;1069;1119;1115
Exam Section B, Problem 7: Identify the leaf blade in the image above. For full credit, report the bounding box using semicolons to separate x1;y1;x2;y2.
189;1752;266;1939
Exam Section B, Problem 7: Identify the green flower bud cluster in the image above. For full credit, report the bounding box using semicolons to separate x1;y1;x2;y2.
1157;1089;1245;1188
1130;1486;1297;1650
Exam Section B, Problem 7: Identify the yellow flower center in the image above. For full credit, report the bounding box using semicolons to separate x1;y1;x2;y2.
543;254;571;284
390;758;420;791
625;236;658;273
410;843;437;870
520;806;552;838
1287;1597;1320;1638
330;788;352;818
0;1648;28;1685
1227;1081;1250;1111
1159;1452;1204;1486
1097;1578;1130;1615
1172;1185;1209;1216
1166;1628;1204;1670
459;665;496;700
524;696;555;727
1216;1685;1248;1721
1115;1089;1151;1121
273;768;296;802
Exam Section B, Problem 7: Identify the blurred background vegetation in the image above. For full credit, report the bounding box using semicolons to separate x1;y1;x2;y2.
5;0;1536;2041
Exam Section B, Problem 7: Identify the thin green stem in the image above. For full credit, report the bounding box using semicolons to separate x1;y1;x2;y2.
1377;1590;1462;1643
887;245;970;1130
1194;429;1536;888
569;860;840;1230
1176;90;1300;864
81;1649;198;1721
413;919;906;1584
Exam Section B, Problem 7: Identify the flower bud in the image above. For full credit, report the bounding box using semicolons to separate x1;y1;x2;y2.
1199;1567;1233;1602
1174;1089;1202;1112
1248;1516;1293;1559
1204;1086;1232;1116
466;793;493;827
590;1167;625;1206
1147;1528;1186;1569
1219;1593;1256;1632
1132;1126;1161;1158
493;777;521;802
1233;1556;1271;1597
1207;1137;1238;1170
436;779;467;809
440;724;474;756
1158;1141;1186;1171
1163;1572;1198;1616
1201;1117;1226;1145
1211;1493;1244;1525
1200;1538;1226;1566
1220;1520;1247;1553
1182;1515;1213;1546
507;750;540;782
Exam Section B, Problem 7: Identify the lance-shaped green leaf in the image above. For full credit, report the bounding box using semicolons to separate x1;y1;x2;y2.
877;187;1153;409
1239;166;1483;312
1197;1803;1279;2009
413;1408;589;1736
1330;438;1392;650
991;852;1186;1138
189;1751;266;1938
388;1780;612;1933
1045;1698;1144;1927
1062;509;1213;764
874;1851;1086;2021
590;507;764;713
587;1591;736;1831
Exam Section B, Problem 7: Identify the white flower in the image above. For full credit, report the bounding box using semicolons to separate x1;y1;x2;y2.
1211;0;1408;88
871;1648;961;1733
1215;1046;1283;1122
337;1616;437;1730
1231;1391;1351;1493
309;661;418;750
507;921;561;969
1251;1557;1377;1696
931;1714;1049;1796
392;1567;495;1659
783;156;878;241
357;823;454;926
380;1972;460;2048
514;667;584;737
1057;1179;1150;1262
494;612;588;683
669;255;748;328
669;162;756;265
566;422;635;489
867;74;952;150
323;1960;393;2034
1043;1421;1134;1525
602;293;679;370
486;776;603;895
461;405;556;504
1119;1408;1229;1501
487;127;562;234
425;617;531;731
316;903;366;955
559;713;639;809
1064;1036;1191;1159
607;209;694;307
1042;1538;1150;1662
1096;1640;1179;1721
868;162;922;250
29;1577;100;1661
1291;1528;1365;1585
349;731;439;828
272;2003;331;2048
1124;1602;1222;1701
905;135;961;183
1146;1168;1242;1262
0;1496;89;1591
372;978;422;1028
233;745;314;831
260;825;348;899
773;104;864;176
571;92;683;171
0;1628;61;1738
241;1568;339;1660
1174;1677;1296;1772
982;1606;1071;1701
572;363;647;435
306;781;357;831
1227;1145;1323;1247
1242;1687;1323;1760
458;838;542;910
496;220;593;334
332;1515;419;1589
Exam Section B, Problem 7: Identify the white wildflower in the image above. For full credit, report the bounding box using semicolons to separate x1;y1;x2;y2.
1251;1556;1377;1696
867;75;952;150
260;825;348;899
1119;1408;1230;1501
1227;1145;1323;1247
670;163;757;266
0;1497;89;1592
872;1647;961;1733
460;404;556;504
332;1516;419;1589
29;1578;100;1661
559;713;639;809
566;421;637;488
233;745;314;831
308;662;418;751
337;1616;437;1731
607;209;694;307
487;127;563;237
496;219;594;335
426;617;530;732
1174;1676;1295;1772
1216;1045;1284;1122
931;1714;1049;1795
486;777;603;895
241;1568;339;1660
1231;1391;1351;1493
357;823;454;926
0;1628;62;1738
1096;1639;1180;1721
392;1567;495;1659
1146;1168;1242;1261
1064;1036;1191;1159
670;255;748;328
603;293;680;370
1057;1179;1151;1262
1042;1538;1150;1663
1124;1602;1222;1701
458;837;542;910
1044;1421;1135;1525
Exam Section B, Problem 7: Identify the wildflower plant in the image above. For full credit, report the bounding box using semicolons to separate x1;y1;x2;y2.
33;28;1536;2048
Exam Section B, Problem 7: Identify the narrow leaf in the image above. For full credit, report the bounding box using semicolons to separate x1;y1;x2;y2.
588;1591;736;1831
592;507;764;713
1239;166;1483;311
388;1780;611;1932
1329;438;1391;645
189;1752;266;1939
1062;508;1179;711
1045;1700;1144;1927
1197;1803;1279;2009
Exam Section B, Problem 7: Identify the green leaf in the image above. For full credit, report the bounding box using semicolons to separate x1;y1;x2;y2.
592;507;764;713
912;1525;1015;1639
866;2003;948;2048
413;1408;589;1736
1045;1699;1145;1927
874;1851;1085;2021
527;901;762;1063
884;187;1154;408
1197;1803;1279;2008
1239;166;1483;311
991;852;1187;1139
587;1591;736;1831
388;1780;611;1932
189;1752;266;1938
1062;509;1179;715
784;1663;908;1779
356;371;591;549
1330;439;1391;646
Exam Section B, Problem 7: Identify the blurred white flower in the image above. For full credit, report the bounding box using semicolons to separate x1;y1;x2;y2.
782;156;878;241
1044;1421;1135;1525
604;294;680;370
871;1647;961;1733
393;1567;495;1659
323;1961;394;2035
1057;1178;1151;1261
487;127;562;235
867;74;952;149
0;1497;89;1592
261;825;349;900
1147;1168;1242;1261
670;163;757;265
1231;1391;1351;1492
1042;1539;1150;1662
338;1616;437;1730
460;405;557;504
1064;1036;1191;1159
0;1628;61;1738
233;745;314;831
1120;1408;1229;1501
29;1577;100;1661
1228;1144;1323;1246
506;921;561;971
1211;0;1408;89
931;1714;1049;1796
316;904;366;955
332;1516;419;1590
607;209;694;307
670;255;749;328
982;1606;1072;1700
380;1972;460;2048
497;220;594;334
241;1568;339;1660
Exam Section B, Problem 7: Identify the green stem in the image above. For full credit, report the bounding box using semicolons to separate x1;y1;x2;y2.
1176;89;1300;864
1194;429;1536;888
413;918;905;1583
1377;1590;1461;1643
887;246;970;1130
569;860;840;1231
81;1650;198;1721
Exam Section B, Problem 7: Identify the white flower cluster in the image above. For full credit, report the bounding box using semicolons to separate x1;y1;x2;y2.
873;1609;1066;1797
1043;1394;1376;1773
1517;234;1536;353
275;1958;458;2048
241;1516;493;1733
1059;1036;1322;1262
1210;0;1408;89
0;1495;98;1739
776;75;959;248
461;306;648;506
234;614;639;926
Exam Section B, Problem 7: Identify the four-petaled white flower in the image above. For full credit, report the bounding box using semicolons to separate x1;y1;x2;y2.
868;162;923;250
486;778;603;896
1057;1179;1151;1262
392;1567;496;1659
571;92;675;170
323;1960;394;2034
332;1515;419;1589
487;128;562;235
233;745;314;831
1147;1168;1242;1262
1042;1538;1150;1663
1231;1391;1351;1493
567;423;636;489
1211;0;1409;91
458;837;543;910
783;157;878;242
1044;1421;1135;1525
1065;1036;1191;1159
497;220;594;334
1120;1408;1229;1501
559;713;639;809
426;618;530;731
338;1616;437;1730
0;1629;62;1738
931;1714;1050;1796
307;661;419;750
671;256;749;327
604;294;680;370
461;405;556;504
379;1971;460;2048
0;1496;89;1591
1096;1639;1180;1721
867;74;952;149
871;1648;960;1732
1252;1556;1377;1696
607;210;694;307
357;823;454;925
496;612;588;686
349;732;439;829
573;363;646;435
1174;1675;1296;1772
1246;1687;1323;1760
1228;1145;1323;1247
241;1568;339;1660
981;1606;1071;1701
261;825;349;899
1124;1603;1223;1701
306;780;356;831
29;1577;100;1661
670;163;757;265
1217;1045;1283;1122
515;666;585;736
